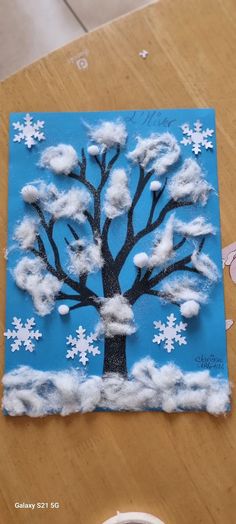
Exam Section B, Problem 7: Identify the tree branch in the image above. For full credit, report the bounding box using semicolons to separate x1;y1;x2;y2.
68;172;96;196
30;203;98;302
113;166;154;271
69;301;94;311
134;198;192;245
173;237;186;251
32;204;64;278
125;238;206;305
56;292;98;311
115;179;192;274
56;292;82;301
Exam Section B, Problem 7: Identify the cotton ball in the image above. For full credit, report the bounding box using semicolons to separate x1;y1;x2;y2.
133;252;149;268
21;185;39;204
180;300;200;318
150;180;162;192
58;304;70;316
87;144;100;156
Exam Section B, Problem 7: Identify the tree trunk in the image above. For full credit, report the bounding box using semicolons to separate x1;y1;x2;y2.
103;335;127;376
101;259;127;376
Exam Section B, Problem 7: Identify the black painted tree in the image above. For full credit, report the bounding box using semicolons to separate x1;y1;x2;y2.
14;124;214;376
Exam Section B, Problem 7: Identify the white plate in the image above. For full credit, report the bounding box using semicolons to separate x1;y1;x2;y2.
102;512;165;524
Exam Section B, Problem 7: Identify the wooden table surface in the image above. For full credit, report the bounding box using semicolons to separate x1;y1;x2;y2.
1;1;236;523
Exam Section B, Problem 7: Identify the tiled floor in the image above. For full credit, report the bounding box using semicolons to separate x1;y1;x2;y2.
0;0;154;80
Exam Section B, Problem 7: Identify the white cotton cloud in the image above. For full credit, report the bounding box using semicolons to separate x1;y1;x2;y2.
68;237;104;276
88;119;127;148
2;359;230;416
161;276;208;304
14;257;62;316
98;294;136;337
37;183;91;222
2;366;102;417
168;158;212;205
127;132;180;175
14;217;38;249
40;144;78;175
174;216;216;237
191;251;219;282
148;214;175;267
103;168;132;219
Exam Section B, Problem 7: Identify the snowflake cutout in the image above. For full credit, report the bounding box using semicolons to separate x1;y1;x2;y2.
4;317;42;352
153;313;187;353
66;325;100;365
12;113;45;149
180;120;214;155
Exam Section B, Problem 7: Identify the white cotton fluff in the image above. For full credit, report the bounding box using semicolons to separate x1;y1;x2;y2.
68;237;104;276
58;304;70;315
168;158;212;205
206;385;231;415
14;217;38;250
40;184;91;222
21;185;39;204
174;216;216;237
150;180;162;192
2;358;230;416
103;168;132;219
99;294;136;337
14;257;62;316
87;144;100;156
40;144;78;175
180;300;200;318
162;276;208;305
148;214;175;267
191;251;219;282
88;119;127;148
127;132;180;175
2;366;102;417
133;252;149;268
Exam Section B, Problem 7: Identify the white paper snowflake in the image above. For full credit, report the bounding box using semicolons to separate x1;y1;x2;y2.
66;325;100;365
180;120;214;155
12;113;45;149
4;317;42;352
153;313;187;353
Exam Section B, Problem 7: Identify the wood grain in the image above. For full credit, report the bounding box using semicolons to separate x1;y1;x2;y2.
1;1;236;523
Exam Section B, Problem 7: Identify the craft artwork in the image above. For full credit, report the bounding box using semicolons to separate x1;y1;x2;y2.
3;109;230;417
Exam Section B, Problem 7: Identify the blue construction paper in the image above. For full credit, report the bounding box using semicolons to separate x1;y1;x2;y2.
4;109;229;412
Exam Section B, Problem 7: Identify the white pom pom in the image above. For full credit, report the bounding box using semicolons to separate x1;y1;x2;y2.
21;185;39;204
58;304;70;316
87;145;100;156
180;300;200;318
133;252;149;268
150;180;162;192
